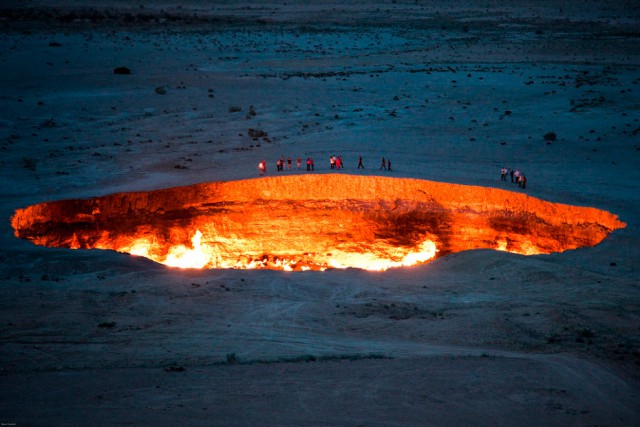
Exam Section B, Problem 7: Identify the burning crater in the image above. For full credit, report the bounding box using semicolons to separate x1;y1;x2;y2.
11;175;625;271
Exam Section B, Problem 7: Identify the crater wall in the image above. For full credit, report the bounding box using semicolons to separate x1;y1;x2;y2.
11;175;626;270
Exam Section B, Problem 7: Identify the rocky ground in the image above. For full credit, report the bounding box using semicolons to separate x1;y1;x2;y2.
1;1;639;425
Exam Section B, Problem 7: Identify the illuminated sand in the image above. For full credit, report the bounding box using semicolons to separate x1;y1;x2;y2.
12;175;625;271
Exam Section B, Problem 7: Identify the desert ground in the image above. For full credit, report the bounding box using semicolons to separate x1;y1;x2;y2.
1;1;640;425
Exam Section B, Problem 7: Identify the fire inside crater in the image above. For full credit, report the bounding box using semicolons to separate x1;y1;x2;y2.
11;175;626;271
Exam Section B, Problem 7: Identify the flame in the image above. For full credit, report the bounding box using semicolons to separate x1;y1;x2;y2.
124;230;216;269
401;240;438;266
326;239;438;271
163;230;209;269
514;240;545;256
119;230;437;271
495;236;544;255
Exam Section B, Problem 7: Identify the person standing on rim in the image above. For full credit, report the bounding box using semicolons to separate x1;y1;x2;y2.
380;157;386;170
387;158;392;172
358;155;364;169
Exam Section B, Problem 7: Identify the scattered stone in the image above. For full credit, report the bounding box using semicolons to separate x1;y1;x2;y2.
248;128;267;138
40;118;56;128
98;321;116;328
547;334;561;344
164;366;185;372
113;66;131;75
21;157;37;171
154;86;167;95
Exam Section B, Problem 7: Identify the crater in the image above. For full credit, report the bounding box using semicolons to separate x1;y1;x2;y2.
11;175;626;271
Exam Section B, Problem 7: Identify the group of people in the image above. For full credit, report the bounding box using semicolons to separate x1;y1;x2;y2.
329;155;344;169
258;155;390;175
273;156;298;171
260;157;310;174
500;166;527;188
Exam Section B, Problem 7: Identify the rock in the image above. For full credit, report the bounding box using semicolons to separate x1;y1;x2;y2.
248;128;267;138
164;366;185;372
113;67;131;75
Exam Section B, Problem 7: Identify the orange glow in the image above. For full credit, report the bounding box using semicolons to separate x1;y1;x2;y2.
10;175;626;271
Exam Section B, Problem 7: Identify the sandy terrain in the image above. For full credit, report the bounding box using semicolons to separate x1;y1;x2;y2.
1;1;639;425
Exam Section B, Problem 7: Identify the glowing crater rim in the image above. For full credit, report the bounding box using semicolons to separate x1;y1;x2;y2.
10;175;626;271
